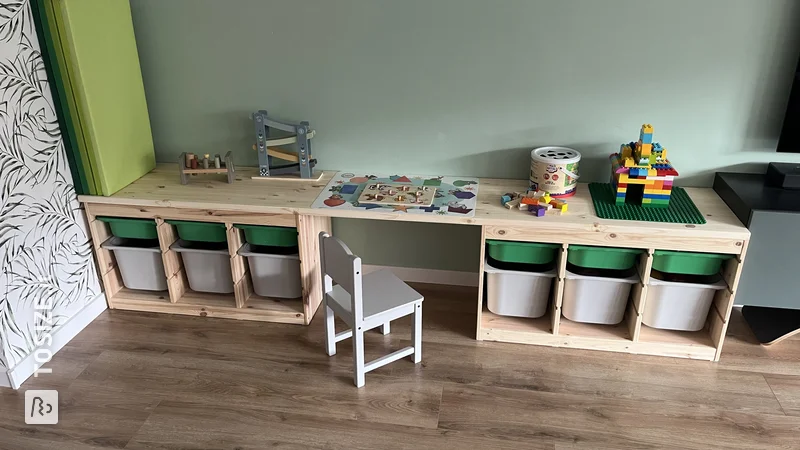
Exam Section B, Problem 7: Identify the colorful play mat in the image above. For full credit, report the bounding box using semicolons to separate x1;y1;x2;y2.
311;172;480;218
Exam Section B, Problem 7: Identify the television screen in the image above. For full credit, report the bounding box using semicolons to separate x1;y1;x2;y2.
777;56;800;153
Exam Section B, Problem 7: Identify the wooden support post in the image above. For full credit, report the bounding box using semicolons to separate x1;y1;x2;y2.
85;206;121;307
711;240;749;361
630;249;654;341
226;224;249;308
297;214;332;324
551;243;569;335
156;218;185;303
475;226;487;340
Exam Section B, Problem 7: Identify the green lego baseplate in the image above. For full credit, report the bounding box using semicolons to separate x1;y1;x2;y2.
588;183;706;224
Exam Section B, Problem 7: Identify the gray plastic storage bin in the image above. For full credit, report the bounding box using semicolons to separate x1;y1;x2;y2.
562;270;639;325
101;237;167;291
238;243;302;298
171;240;234;294
643;277;727;332
485;259;555;318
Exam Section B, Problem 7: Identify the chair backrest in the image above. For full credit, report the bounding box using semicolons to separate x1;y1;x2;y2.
318;232;363;321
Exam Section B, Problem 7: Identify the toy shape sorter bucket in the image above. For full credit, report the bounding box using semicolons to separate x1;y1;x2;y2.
530;146;581;197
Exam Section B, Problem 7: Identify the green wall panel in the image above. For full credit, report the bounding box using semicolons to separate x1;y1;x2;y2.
55;0;155;196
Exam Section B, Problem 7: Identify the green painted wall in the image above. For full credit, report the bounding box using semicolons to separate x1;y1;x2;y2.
129;0;800;271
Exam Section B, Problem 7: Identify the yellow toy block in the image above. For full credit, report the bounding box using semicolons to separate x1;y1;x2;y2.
559;203;568;213
616;187;627;193
644;189;671;195
647;169;657;177
542;193;551;204
642;124;653;134
642;198;652;204
624;158;634;168
625;178;649;185
618;174;628;182
640;143;652;156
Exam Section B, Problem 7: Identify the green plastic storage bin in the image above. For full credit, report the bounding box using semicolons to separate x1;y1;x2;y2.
486;240;560;265
97;216;158;240
165;220;227;243
652;250;732;276
234;224;298;247
567;245;642;271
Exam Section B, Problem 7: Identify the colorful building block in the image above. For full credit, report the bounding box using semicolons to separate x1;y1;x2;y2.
608;124;679;208
530;205;547;217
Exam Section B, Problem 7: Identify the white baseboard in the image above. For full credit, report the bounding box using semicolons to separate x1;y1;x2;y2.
3;293;107;389
363;265;478;287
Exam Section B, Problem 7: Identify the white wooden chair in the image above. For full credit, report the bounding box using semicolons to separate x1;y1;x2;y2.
319;232;423;387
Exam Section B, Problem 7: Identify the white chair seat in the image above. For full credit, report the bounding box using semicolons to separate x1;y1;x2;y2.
328;269;423;320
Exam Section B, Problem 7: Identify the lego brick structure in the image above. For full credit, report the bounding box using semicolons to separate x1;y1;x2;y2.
610;124;680;208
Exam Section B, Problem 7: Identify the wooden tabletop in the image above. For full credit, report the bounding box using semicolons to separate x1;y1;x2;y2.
79;164;750;252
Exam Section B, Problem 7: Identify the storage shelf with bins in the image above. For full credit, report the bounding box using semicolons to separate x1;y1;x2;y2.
477;234;746;361
84;204;330;325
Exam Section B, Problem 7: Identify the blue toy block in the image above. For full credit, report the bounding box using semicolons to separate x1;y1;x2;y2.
652;143;663;152
642;194;671;201
639;132;653;144
501;195;512;205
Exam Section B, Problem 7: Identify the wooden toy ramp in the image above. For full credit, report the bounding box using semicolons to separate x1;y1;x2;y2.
251;110;323;182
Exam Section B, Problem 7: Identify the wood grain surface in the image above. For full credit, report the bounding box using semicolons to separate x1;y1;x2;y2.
1;284;799;449
79;164;750;251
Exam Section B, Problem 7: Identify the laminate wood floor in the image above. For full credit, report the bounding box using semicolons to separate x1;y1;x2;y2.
2;283;800;449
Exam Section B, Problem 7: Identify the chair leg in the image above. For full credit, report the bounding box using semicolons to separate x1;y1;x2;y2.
324;303;336;356
380;321;390;335
412;302;422;363
352;328;366;387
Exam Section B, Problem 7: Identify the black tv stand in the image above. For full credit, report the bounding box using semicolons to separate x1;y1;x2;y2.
714;172;800;345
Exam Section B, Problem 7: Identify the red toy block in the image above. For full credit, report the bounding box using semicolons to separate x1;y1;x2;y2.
656;168;679;177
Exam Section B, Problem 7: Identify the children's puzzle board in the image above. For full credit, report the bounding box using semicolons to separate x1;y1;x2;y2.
312;172;480;217
356;182;436;207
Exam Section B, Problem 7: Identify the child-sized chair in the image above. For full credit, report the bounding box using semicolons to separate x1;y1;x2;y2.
319;232;423;387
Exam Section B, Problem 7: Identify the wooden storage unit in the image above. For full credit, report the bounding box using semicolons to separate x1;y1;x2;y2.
84;201;330;325
477;240;748;361
81;164;750;360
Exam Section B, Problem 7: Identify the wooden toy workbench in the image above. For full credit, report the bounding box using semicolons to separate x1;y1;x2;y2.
79;164;750;361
